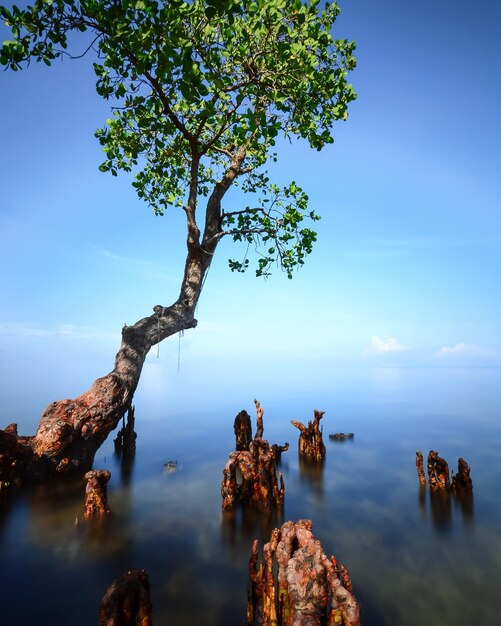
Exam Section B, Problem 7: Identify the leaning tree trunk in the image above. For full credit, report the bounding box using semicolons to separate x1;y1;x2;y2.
1;147;246;482
8;248;212;478
36;250;210;471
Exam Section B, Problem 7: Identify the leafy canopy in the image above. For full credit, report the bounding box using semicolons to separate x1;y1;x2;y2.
1;0;356;277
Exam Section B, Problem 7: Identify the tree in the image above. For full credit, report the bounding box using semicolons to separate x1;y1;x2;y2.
0;0;356;475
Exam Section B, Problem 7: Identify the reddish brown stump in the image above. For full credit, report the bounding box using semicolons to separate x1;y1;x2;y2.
291;409;326;462
451;457;473;493
234;409;253;451
222;400;287;512
247;519;361;626
416;450;473;494
99;569;152;626
416;451;426;486
427;450;451;491
83;469;111;518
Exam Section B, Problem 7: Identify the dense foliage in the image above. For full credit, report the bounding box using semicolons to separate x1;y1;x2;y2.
1;0;356;277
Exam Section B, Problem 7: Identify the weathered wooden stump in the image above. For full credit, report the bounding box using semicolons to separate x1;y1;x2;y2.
222;400;288;512
246;519;361;625
451;457;473;493
415;451;426;486
99;569;152;626
416;450;473;492
291;409;326;462
83;469;111;518
329;432;354;441
234;409;253;451
427;450;451;491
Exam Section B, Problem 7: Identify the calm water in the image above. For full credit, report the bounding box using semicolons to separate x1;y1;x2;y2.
1;366;501;625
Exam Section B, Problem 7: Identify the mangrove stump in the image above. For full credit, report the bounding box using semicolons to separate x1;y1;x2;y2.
246;519;361;625
222;400;288;512
83;469;111;518
99;569;152;626
291;410;326;462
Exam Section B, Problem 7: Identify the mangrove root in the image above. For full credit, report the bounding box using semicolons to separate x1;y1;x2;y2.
451;457;473;493
0;423;52;490
415;451;426;486
416;450;473;492
222;400;288;512
234;409;253;451
83;469;111;518
99;568;152;626
246;519;361;626
291;410;326;461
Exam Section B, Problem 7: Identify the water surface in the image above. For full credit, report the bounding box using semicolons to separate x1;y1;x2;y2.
1;366;500;624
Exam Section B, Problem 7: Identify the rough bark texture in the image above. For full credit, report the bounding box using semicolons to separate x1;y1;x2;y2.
417;450;473;493
99;569;152;626
291;410;326;462
451;457;473;493
246;519;361;626
0;424;51;490
427;450;451;491
1;143;248;485
415;451;426;486
234;409;253;452
222;400;288;512
83;469;111;519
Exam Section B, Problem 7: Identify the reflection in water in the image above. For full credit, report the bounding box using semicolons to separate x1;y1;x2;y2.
298;455;325;501
454;491;474;528
0;367;500;625
221;505;283;559
429;490;453;533
418;486;475;533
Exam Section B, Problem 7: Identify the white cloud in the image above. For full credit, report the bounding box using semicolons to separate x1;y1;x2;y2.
363;335;409;355
436;342;468;356
435;343;498;360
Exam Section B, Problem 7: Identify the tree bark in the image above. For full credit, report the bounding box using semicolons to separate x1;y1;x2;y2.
1;247;210;481
0;144;248;483
246;519;361;626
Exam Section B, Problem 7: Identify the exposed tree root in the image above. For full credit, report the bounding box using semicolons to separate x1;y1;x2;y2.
416;450;473;492
99;569;152;626
291;409;326;462
222;400;288;512
246;519;361;625
83;469;111;519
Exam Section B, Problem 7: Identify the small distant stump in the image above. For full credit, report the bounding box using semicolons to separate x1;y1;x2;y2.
99;568;152;626
291;409;326;461
329;432;354;441
114;406;137;460
83;469;111;518
222;400;288;512
246;519;361;626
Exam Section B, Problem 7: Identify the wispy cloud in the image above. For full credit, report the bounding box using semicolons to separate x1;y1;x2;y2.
363;335;409;355
0;322;117;341
435;343;499;360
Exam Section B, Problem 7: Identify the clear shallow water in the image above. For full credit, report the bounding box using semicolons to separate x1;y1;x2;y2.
1;366;501;625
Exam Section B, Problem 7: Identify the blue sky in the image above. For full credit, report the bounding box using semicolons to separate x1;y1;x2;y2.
1;0;501;426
